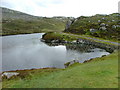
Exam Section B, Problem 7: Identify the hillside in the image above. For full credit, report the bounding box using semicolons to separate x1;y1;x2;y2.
2;7;40;20
1;7;69;35
64;13;120;41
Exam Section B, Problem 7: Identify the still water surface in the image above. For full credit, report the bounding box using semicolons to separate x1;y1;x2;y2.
2;33;110;71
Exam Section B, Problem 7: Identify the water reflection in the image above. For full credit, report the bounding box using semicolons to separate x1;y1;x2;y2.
45;43;110;63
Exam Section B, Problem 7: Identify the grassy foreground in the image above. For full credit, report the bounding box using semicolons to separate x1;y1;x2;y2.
2;51;118;88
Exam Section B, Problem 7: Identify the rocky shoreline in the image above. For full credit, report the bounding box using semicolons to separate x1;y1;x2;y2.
40;32;119;68
41;34;119;53
1;67;57;79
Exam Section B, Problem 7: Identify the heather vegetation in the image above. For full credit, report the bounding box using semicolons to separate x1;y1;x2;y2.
64;13;120;41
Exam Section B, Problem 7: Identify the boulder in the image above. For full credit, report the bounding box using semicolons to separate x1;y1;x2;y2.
2;72;19;79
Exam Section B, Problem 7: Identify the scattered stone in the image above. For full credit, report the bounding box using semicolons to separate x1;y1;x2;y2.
72;40;77;43
99;26;107;30
89;29;97;32
77;39;84;43
98;20;101;22
84;58;94;63
101;17;105;20
100;23;106;26
112;25;117;29
51;40;59;43
106;24;109;26
116;25;120;27
112;20;115;22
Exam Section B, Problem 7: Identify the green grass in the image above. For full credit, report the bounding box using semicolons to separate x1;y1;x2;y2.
2;18;67;36
42;32;78;42
2;51;118;88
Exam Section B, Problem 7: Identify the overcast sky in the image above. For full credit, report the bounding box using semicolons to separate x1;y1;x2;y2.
1;0;119;17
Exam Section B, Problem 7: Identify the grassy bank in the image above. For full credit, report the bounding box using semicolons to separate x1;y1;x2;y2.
42;32;120;46
2;51;118;88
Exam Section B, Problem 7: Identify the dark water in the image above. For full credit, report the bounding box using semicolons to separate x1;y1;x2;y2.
1;33;110;71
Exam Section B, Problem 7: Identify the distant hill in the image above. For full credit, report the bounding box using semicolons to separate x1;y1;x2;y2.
2;7;40;20
1;7;69;35
64;13;120;41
